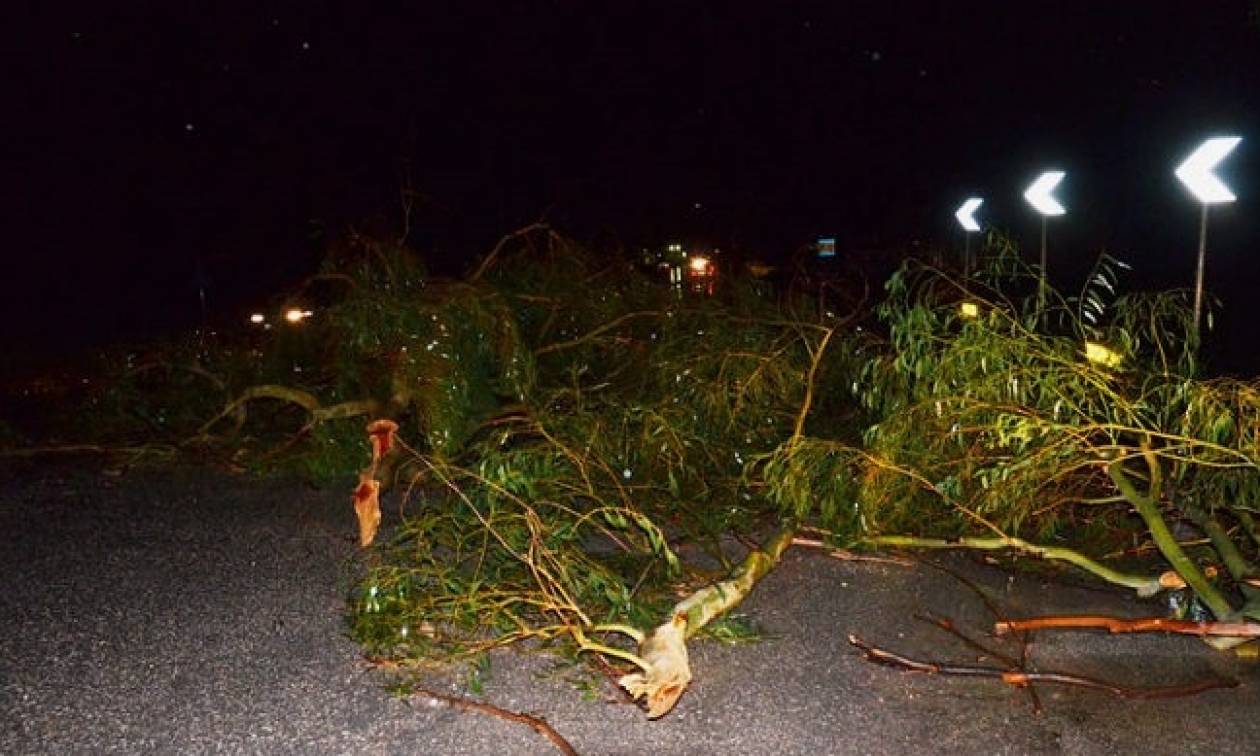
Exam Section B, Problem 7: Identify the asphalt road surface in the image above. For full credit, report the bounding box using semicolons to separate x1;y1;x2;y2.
3;464;1258;755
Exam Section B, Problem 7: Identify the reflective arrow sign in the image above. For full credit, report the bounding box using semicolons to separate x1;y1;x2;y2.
954;197;984;232
1024;171;1066;216
1175;136;1241;204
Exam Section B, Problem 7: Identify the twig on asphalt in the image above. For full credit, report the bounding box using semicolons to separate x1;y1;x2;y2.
913;556;1042;711
847;634;1237;700
410;687;579;756
915;612;1019;668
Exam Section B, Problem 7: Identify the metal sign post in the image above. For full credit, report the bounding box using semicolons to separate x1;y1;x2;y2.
1023;170;1066;315
1175;136;1242;336
954;197;983;276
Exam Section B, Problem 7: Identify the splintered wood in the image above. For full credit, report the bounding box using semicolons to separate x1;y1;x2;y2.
353;418;399;547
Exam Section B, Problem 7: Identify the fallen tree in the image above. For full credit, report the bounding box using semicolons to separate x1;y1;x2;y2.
775;240;1260;643
66;227;1260;718
336;229;849;718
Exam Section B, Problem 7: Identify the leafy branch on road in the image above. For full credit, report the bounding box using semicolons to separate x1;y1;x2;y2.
34;226;1260;719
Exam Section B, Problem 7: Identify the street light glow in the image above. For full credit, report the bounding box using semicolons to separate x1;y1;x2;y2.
249;313;265;324
1024;171;1066;216
285;308;313;324
1175;136;1241;204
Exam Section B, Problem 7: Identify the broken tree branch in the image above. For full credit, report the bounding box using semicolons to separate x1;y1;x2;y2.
791;537;915;567
197;384;382;438
916;613;1020;668
1108;445;1236;620
914;558;1041;711
470;222;553;281
619;526;796;719
995;615;1260;638
848;634;1237;699
865;534;1165;597
409;687;578;756
619;321;835;719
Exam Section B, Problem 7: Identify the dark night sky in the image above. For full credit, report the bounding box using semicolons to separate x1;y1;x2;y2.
6;2;1260;370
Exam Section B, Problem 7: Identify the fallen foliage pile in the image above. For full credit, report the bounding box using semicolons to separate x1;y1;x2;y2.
35;227;1260;718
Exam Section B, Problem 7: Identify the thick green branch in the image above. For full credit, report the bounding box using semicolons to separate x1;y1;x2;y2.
198;384;381;436
1108;462;1235;620
619;526;796;718
676;527;796;637
1185;505;1258;581
865;534;1165;596
1236;510;1260;551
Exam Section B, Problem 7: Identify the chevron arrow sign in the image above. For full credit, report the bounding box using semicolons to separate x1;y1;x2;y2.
1176;136;1241;204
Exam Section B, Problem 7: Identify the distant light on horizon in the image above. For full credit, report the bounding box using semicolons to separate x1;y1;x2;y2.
284;308;313;324
249;313;265;324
